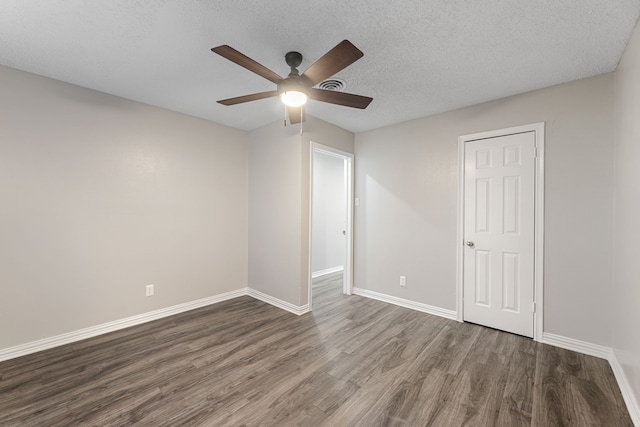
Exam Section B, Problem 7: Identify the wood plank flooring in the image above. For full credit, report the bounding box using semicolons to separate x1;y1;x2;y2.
0;272;633;426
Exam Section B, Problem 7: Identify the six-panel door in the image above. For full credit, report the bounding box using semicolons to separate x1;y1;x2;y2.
463;131;536;337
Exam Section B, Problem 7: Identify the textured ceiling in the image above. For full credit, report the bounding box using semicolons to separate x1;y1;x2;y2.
1;1;639;133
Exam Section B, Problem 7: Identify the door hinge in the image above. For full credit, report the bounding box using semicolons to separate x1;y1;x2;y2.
532;302;536;313
534;147;538;158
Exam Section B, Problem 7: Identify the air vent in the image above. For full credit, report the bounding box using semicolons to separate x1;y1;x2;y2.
317;78;346;91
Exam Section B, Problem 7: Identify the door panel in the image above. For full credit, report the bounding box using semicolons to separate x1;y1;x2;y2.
475;250;491;306
463;131;535;337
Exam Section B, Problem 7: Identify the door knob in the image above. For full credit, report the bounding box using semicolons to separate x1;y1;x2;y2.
466;241;475;248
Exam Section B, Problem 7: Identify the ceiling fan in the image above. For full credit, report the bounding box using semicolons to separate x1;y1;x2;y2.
211;40;373;124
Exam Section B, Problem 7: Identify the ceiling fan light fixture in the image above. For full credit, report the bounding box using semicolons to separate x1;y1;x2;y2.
278;76;308;107
280;90;307;107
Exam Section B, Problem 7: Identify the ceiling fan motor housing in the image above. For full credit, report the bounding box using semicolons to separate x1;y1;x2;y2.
285;51;303;71
279;51;308;97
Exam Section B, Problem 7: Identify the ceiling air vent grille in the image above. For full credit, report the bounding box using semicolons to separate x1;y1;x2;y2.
317;78;346;91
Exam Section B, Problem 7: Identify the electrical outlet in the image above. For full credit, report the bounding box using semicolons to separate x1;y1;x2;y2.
400;276;406;287
146;284;154;297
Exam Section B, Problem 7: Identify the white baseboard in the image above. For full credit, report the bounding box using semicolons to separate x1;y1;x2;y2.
541;332;612;359
610;350;640;426
352;287;457;320
2;289;637;425
541;333;639;425
0;286;310;363
311;266;344;278
247;288;310;316
348;291;638;423
0;288;248;363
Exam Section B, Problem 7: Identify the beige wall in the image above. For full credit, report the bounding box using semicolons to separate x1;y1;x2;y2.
613;16;640;415
248;116;354;307
355;73;615;346
0;65;248;350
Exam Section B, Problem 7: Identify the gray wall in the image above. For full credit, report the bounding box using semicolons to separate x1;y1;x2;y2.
355;73;615;346
312;152;346;274
613;16;640;413
248;117;354;307
248;121;303;305
0;65;248;350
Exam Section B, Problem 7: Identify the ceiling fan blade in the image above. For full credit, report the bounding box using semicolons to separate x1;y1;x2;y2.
300;40;364;87
217;90;278;106
212;45;283;84
309;88;373;109
288;106;306;124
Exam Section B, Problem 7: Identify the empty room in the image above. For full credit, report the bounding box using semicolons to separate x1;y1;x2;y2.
1;1;639;425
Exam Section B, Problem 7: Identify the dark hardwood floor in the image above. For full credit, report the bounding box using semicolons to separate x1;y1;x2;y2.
0;272;633;426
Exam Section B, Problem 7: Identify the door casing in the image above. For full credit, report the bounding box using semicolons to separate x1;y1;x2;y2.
456;122;545;341
308;142;354;310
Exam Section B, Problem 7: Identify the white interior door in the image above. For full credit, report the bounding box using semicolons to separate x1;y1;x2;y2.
463;131;536;337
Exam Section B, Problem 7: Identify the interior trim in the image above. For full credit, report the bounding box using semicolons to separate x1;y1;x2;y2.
610;350;640;426
309;142;355;309
248;288;310;316
541;332;611;359
311;266;344;278
0;288;248;363
353;287;457;320
542;332;639;425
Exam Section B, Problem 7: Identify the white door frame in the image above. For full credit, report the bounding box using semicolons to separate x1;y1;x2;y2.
456;122;545;341
309;142;354;309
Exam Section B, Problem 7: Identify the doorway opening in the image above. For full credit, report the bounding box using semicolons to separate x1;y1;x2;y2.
309;143;354;310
